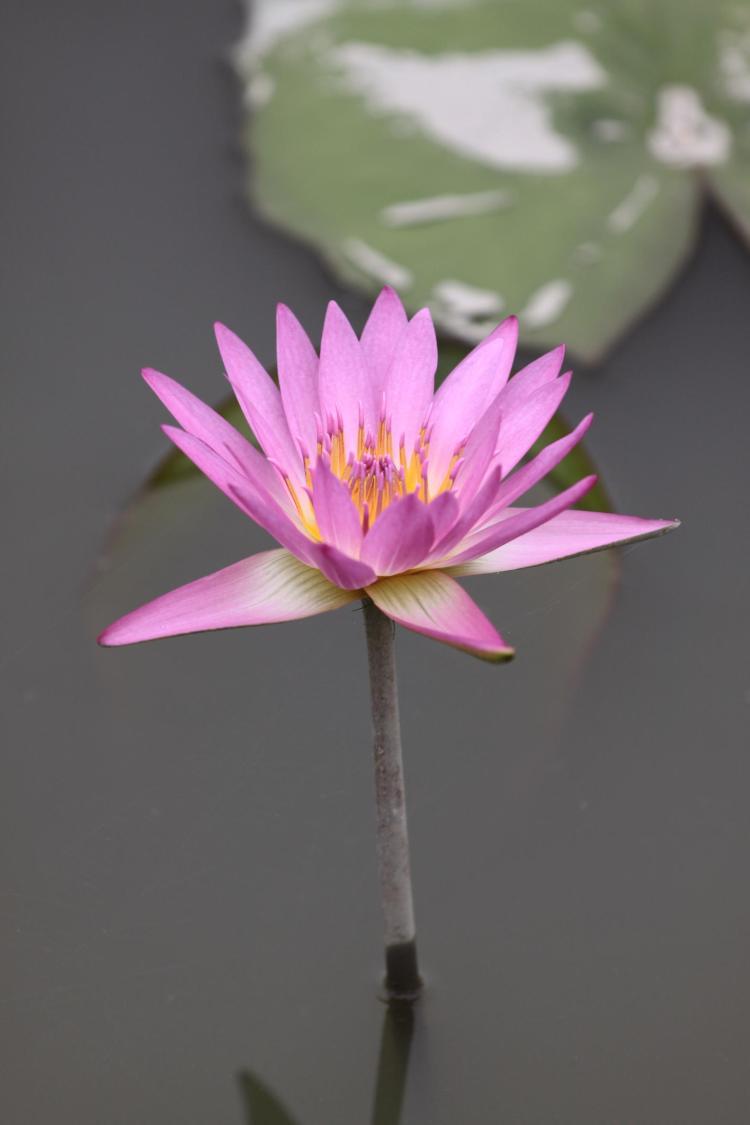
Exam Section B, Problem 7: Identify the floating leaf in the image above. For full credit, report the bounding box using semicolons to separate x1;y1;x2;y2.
236;0;750;359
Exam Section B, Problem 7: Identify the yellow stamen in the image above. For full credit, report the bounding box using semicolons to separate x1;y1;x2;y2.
284;477;321;540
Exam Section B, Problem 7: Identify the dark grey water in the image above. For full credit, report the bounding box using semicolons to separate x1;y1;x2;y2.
3;2;750;1122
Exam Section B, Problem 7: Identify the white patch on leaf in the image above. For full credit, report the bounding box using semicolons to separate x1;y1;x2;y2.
433;280;504;319
521;280;573;328
236;0;338;67
607;174;660;234
342;239;413;289
647;86;731;167
719;31;750;103
245;73;276;107
381;189;512;228
331;40;607;173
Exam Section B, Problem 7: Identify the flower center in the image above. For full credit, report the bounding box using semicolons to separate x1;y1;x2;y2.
284;408;461;536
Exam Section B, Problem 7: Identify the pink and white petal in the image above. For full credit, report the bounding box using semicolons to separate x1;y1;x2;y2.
310;462;363;558
164;427;318;566
361;492;436;575
427;317;518;488
143;369;292;511
360;286;408;397
318;301;373;448
495;371;572;476
310;543;376;590
276;303;319;458
446;475;597;566
485;412;594;517
365;570;514;663
99;548;358;646
448;510;679;575
214;322;302;480
385;308;437;449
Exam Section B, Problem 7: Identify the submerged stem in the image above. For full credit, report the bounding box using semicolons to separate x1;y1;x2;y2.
362;598;422;1001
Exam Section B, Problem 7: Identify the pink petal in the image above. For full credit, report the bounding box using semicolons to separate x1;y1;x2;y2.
495;371;572;476
385;308;437;449
214;322;302;480
99;548;358;646
361;492;435;575
485;412;594;516
449;510;679;575
428;317;518;487
360;286;408;396
451;389;505;499
502;344;565;407
163;426;317;566
311;543;376;590
365;570;514;662
426;465;504;562
427;490;461;545
276;304;319;458
318;301;372;448
142;368;253;472
142;368;291;510
310;462;363;558
445;475;597;566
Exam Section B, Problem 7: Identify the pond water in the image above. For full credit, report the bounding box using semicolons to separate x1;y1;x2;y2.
3;2;750;1123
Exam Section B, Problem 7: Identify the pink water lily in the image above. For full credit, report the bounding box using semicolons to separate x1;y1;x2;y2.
100;289;677;660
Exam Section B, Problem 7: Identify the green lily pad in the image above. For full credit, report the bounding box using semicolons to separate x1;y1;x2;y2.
236;0;750;360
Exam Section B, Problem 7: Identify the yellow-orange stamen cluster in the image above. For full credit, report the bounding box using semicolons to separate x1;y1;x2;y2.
285;411;463;536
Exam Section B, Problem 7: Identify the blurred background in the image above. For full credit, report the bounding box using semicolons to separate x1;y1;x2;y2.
2;1;749;1122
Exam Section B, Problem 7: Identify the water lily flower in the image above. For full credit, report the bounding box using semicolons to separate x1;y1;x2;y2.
99;288;676;659
100;287;678;999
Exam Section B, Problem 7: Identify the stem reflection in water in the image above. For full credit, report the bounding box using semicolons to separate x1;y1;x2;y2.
238;1002;416;1125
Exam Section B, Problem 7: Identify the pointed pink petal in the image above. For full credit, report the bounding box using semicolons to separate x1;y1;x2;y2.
142;368;291;510
214;322;301;479
99;548;358;646
495;372;572;476
451;389;505;499
360;286;408;395
276;303;319;458
427;490;461;545
503;345;566;406
361;492;435;575
427;465;504;562
486;413;594;515
448;510;679;575
365;571;514;662
445;475;597;565
427;317;518;486
163;427;317;566
311;543;376;590
318;301;372;448
310;462;363;557
385;308;437;448
142;368;254;472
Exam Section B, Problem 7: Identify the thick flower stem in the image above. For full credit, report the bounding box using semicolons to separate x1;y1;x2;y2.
362;598;422;1001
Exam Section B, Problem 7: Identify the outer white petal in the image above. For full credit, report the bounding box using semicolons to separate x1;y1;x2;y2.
99;549;358;645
